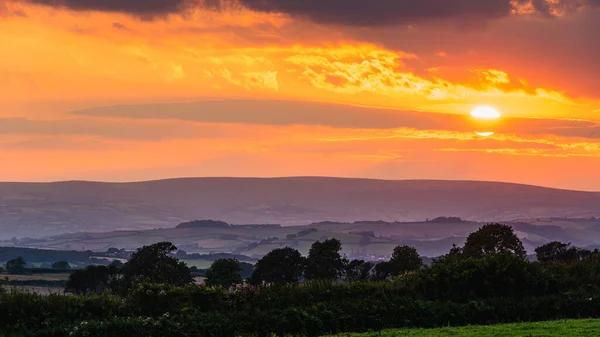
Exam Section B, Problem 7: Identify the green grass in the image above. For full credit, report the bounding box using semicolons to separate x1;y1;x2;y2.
326;319;600;336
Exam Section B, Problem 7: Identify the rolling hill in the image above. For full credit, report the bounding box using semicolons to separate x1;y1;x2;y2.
1;177;599;240
12;217;600;258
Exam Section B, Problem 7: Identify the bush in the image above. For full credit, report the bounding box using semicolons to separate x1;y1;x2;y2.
395;252;554;301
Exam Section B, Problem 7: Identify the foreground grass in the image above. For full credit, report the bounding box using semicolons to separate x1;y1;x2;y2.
327;319;600;336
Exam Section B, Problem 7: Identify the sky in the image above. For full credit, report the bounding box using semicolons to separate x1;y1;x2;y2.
1;0;600;190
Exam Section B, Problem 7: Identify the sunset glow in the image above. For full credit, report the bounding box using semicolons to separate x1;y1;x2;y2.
1;0;600;190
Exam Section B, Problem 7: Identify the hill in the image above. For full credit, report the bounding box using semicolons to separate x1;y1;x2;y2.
1;177;599;239
13;217;600;258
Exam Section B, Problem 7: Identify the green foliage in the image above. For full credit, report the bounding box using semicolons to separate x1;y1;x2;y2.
396;252;552;301
109;260;123;267
463;223;526;259
373;261;394;281
5;282;600;337
389;245;423;276
51;261;70;269
535;241;595;263
121;242;193;290
345;260;373;282
250;247;305;285
6;257;26;274
205;259;242;287
66;265;120;295
304;239;347;281
7;231;600;336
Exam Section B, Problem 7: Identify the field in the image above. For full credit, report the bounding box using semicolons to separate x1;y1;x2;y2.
328;319;600;336
2;272;70;281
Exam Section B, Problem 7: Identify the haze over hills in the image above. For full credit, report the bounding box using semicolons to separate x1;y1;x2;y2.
11;217;600;259
1;177;599;241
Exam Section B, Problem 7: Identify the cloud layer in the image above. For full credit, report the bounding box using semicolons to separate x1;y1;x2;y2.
22;0;188;16
10;0;600;23
71;100;600;140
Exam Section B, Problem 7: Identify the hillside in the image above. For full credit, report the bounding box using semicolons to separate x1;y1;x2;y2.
1;177;599;239
13;217;600;258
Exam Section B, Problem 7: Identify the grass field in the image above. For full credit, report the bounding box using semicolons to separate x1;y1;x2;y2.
327;319;600;336
2;273;71;281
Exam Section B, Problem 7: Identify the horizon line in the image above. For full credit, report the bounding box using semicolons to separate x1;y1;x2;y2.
1;176;598;194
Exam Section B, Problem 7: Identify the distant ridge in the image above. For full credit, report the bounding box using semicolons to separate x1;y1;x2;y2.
3;176;597;193
1;177;599;238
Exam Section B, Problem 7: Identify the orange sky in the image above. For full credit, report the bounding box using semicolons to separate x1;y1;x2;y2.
1;0;599;190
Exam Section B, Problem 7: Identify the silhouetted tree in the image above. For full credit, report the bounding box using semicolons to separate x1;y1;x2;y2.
109;260;123;267
304;238;347;281
65;265;120;295
51;261;70;269
535;241;594;263
345;260;373;282
205;259;242;287
373;261;394;281
389;245;423;276
250;247;305;285
6;257;26;274
463;223;526;259
121;242;193;290
447;244;464;257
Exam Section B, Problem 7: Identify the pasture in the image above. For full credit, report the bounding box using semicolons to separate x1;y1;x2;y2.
329;319;600;336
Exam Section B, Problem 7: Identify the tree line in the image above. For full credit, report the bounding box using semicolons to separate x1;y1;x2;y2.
63;223;600;294
5;223;600;336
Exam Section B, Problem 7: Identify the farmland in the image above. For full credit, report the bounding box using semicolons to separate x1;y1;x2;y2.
329;319;600;336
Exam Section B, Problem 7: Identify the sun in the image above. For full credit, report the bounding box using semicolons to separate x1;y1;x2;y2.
470;106;501;120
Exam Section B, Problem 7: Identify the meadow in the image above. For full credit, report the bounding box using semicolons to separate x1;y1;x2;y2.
329;319;600;336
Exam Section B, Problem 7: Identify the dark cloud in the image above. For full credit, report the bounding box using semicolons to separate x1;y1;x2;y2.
12;0;598;24
20;0;187;16
237;0;514;26
112;22;137;33
71;100;600;140
233;0;599;26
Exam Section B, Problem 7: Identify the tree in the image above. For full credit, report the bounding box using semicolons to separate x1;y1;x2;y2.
205;259;242;287
250;247;305;285
373;261;394;281
52;261;70;269
304;239;347;281
398;252;549;302
239;261;255;279
109;260;123;267
65;265;120;295
6;257;26;274
535;241;594;263
121;242;193;290
389;245;423;276
106;248;120;255
447;244;464;257
345;260;373;282
463;223;526;259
